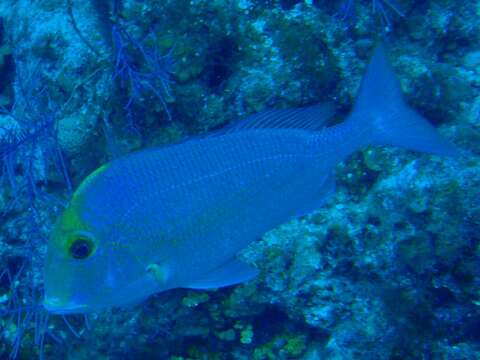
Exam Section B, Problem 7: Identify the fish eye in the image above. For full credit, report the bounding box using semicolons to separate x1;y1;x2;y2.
68;236;95;260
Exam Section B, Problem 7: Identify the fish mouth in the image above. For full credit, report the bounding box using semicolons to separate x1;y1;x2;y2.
43;296;88;314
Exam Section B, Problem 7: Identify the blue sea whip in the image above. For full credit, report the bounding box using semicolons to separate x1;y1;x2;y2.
43;45;456;314
340;0;405;29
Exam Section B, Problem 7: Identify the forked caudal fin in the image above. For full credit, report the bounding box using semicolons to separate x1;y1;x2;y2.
349;45;458;157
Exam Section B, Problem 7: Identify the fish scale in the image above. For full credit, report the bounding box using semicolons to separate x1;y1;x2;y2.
107;131;319;270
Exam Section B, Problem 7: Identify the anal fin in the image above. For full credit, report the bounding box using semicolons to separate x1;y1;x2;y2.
295;172;335;218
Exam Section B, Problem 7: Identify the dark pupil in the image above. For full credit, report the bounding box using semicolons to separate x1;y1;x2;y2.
70;239;92;259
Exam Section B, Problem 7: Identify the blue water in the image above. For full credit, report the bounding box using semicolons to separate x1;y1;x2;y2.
0;0;478;359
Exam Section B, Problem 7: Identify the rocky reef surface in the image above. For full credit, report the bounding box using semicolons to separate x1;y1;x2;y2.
0;0;478;359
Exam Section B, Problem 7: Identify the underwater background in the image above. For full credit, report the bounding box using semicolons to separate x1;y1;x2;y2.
0;0;478;359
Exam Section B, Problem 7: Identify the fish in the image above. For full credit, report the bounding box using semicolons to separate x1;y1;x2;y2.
43;46;457;314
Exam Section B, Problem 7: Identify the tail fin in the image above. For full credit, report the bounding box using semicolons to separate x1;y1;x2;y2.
350;45;458;156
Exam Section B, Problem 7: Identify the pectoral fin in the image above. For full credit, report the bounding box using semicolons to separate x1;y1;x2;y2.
185;258;258;290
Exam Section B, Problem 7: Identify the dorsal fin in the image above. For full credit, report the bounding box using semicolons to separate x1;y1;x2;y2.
213;103;335;135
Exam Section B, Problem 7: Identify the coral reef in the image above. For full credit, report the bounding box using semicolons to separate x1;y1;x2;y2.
0;0;479;359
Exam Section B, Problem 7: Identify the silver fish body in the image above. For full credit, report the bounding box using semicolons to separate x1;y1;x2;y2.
93;129;331;284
